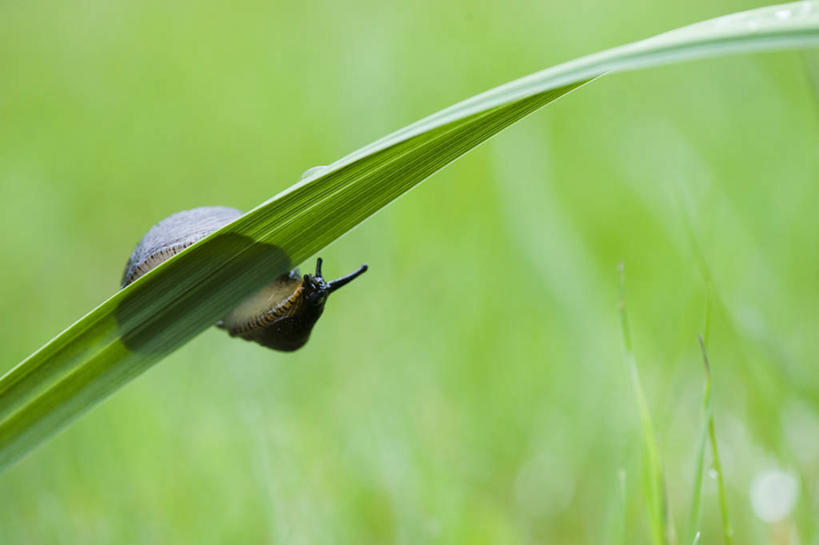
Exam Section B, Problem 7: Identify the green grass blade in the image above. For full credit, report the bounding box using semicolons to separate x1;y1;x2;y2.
698;338;734;545
0;83;587;470
686;334;713;545
1;1;818;471
618;264;672;545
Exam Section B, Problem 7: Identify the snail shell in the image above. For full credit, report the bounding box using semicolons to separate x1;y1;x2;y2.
122;206;367;352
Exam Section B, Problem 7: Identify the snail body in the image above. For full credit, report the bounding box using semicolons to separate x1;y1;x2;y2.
122;206;367;352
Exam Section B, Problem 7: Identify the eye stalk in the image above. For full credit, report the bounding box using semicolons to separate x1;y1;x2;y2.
302;257;368;305
325;259;368;293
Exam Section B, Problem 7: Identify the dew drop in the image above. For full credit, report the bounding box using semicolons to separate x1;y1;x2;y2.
300;165;328;180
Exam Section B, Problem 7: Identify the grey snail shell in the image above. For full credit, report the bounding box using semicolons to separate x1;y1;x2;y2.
122;206;367;352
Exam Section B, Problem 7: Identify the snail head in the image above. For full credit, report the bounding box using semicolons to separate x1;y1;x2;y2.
301;258;368;306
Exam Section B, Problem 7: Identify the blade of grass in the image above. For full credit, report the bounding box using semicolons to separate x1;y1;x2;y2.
686;334;712;545
698;337;734;545
684;278;715;545
1;1;818;471
675;168;732;545
617;263;672;545
0;83;587;470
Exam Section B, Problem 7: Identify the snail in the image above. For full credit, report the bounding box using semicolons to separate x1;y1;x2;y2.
122;206;367;352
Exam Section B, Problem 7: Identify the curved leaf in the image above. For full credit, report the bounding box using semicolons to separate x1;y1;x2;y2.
1;1;818;470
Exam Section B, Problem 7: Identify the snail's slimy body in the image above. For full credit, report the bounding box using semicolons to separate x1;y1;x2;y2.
122;206;367;352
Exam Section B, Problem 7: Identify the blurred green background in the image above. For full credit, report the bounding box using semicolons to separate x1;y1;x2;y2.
1;0;817;543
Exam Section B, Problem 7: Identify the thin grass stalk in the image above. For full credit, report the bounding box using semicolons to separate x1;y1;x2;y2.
685;283;715;545
617;263;672;545
698;336;734;545
685;340;712;545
